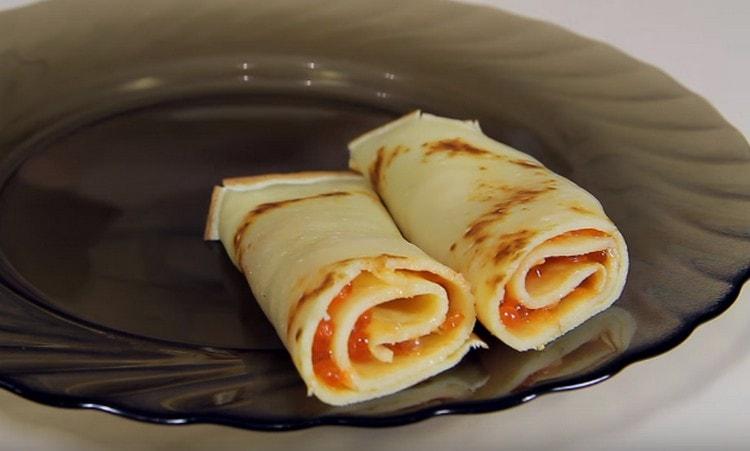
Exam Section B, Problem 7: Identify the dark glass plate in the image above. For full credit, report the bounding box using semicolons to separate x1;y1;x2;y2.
0;0;748;431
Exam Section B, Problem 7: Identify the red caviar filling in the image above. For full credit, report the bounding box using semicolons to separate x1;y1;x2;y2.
312;283;354;389
386;338;422;356
312;319;350;389
440;311;465;332
312;284;464;389
348;310;373;362
500;250;609;329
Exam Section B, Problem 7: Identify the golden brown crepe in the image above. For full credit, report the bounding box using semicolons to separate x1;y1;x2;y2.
349;112;629;351
204;171;483;405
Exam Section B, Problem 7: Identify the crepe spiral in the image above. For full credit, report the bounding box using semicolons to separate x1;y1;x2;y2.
205;172;483;405
349;112;628;351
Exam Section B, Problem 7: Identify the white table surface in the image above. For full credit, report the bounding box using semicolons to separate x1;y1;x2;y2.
0;1;748;449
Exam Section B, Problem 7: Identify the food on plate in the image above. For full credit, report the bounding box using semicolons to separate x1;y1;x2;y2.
349;111;629;351
204;171;483;405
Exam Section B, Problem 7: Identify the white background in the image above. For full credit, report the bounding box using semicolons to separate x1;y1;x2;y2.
0;1;748;449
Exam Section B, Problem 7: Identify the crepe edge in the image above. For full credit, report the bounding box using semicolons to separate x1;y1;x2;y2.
347;110;482;165
203;170;362;241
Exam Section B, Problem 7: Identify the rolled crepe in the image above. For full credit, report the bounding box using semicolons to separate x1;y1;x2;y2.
349;112;629;351
204;171;483;405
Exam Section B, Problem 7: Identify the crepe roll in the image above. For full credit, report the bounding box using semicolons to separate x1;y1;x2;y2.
349;112;629;351
204;171;483;405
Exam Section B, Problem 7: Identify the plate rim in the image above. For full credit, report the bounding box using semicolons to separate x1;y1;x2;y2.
0;0;748;431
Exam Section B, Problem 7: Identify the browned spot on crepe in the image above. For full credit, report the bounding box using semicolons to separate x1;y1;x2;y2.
470;180;516;202
509;159;543;169
569;205;594;215
369;145;409;193
479;181;515;192
369;147;387;193
233;191;351;265
384;145;409;167
378;253;408;261
463;185;556;241
492;229;535;265
474;234;489;245
422;138;501;159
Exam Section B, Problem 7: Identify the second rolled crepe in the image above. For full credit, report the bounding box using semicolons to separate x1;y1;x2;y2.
204;171;482;405
349;112;629;351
